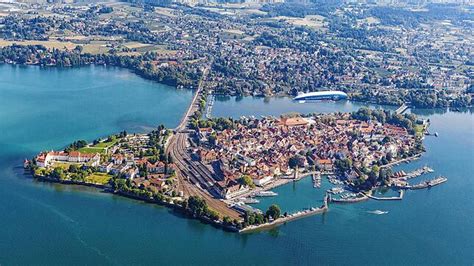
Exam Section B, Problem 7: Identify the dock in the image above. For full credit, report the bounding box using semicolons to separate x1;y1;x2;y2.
399;166;434;181
404;176;447;190
312;172;321;188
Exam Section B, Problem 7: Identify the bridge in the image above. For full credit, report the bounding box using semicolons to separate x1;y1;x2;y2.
395;103;409;115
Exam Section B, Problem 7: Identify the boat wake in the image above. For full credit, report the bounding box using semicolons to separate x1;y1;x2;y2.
367;210;389;215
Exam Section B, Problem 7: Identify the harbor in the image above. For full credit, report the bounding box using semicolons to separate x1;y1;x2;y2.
240;194;329;233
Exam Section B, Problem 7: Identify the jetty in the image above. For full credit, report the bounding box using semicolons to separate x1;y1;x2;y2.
404;176;447;190
366;190;404;201
399;166;434;180
312;172;321;188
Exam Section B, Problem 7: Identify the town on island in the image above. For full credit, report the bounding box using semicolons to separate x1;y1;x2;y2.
24;88;448;233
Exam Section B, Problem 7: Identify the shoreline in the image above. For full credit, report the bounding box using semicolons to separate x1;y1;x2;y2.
29;171;242;232
2;62;472;111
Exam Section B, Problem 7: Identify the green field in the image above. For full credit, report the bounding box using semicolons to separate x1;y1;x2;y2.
414;124;425;137
51;161;76;169
85;173;112;185
78;139;119;154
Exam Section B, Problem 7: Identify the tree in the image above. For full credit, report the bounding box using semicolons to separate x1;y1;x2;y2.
68;164;79;173
51;167;66;180
240;175;255;188
207;209;220;221
266;204;281;220
368;165;380;185
208;133;217;146
288;155;305;169
223;216;232;225
187;196;208;217
334;158;352;175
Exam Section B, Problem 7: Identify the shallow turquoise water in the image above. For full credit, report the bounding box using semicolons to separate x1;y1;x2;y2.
0;64;473;265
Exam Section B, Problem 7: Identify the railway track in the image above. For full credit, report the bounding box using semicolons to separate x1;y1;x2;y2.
165;63;240;219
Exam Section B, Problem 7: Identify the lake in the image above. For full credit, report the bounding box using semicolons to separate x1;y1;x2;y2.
0;64;473;265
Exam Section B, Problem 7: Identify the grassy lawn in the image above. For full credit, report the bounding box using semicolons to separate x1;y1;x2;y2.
414;124;425;137
78;138;119;154
78;146;106;154
94;139;119;148
85;173;112;185
51;161;77;169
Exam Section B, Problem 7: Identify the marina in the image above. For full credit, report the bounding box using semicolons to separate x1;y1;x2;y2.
240;194;330;233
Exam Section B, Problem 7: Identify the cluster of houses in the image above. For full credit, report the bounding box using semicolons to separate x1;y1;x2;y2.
34;134;175;193
194;114;417;194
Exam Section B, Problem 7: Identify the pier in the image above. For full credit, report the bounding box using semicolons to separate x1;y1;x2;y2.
402;176;447;190
399;166;434;181
312;172;321;188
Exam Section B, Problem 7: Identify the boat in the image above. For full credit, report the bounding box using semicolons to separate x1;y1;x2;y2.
254;191;278;197
238;197;260;204
367;210;389;215
327;187;344;194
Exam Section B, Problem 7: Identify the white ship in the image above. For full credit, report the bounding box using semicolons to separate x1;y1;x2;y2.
254;191;278;197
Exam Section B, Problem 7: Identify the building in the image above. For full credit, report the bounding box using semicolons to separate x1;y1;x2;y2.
293;91;348;102
36;151;100;168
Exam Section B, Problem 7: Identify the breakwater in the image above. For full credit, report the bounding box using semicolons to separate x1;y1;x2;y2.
404;176;448;190
366;190;404;201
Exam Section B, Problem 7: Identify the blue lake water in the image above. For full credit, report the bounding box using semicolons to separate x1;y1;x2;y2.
1;64;473;265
